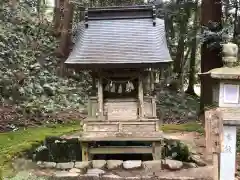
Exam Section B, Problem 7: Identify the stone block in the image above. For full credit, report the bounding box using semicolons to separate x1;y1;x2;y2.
190;155;207;166
86;168;106;176
162;159;183;170
37;161;56;168
92;160;106;169
142;160;161;170
69;168;84;174
74;161;91;169
56;162;74;170
106;160;123;169
54;170;79;178
123;160;142;169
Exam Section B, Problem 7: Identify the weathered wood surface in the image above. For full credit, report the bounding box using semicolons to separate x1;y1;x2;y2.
64;131;164;141
97;76;104;119
105;100;138;120
86;123;119;132
122;123;156;132
83;121;158;133
84;118;159;122
138;74;144;118
89;146;152;154
152;141;162;161
88;97;157;120
144;97;154;118
88;96;97;117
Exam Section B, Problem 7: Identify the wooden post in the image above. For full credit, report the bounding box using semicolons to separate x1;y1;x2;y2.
138;73;144;118
152;141;162;162
97;74;104;120
150;70;155;92
152;97;156;118
87;98;91;117
81;142;89;161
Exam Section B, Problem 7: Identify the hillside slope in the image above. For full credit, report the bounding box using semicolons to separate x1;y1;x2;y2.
0;1;201;132
0;1;88;131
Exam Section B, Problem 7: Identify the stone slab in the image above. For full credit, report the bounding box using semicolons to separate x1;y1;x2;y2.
56;162;74;170
123;160;142;169
74;161;91;169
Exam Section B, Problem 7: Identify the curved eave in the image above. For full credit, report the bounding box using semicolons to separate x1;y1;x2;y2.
65;61;173;70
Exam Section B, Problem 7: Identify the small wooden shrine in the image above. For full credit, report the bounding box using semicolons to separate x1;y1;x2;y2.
65;5;172;161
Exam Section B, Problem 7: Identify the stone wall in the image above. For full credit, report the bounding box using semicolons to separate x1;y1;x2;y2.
35;159;210;180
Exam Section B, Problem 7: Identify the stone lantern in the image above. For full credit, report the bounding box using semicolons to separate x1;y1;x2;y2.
202;42;239;180
222;42;238;67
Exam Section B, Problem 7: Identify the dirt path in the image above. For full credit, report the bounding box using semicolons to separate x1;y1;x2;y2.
111;166;213;179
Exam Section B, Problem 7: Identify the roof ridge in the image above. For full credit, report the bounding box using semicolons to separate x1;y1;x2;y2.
88;5;153;11
84;5;156;27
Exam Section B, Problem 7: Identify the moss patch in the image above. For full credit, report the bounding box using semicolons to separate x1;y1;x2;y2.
0;123;81;177
161;122;204;133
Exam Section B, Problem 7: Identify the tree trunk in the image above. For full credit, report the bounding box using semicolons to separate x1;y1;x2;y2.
173;34;185;75
173;0;191;76
185;40;197;96
223;0;230;22
200;0;223;113
233;0;239;42
171;8;190;92
58;0;74;76
238;15;240;46
53;0;64;37
58;0;74;55
185;1;198;96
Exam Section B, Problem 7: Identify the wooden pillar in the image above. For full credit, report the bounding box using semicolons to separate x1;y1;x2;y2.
150;70;155;92
97;75;104;120
152;97;156;117
87;98;91;117
138;74;144;118
81;142;89;161
152;141;162;162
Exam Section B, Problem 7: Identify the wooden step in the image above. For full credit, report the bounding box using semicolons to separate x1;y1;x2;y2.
83;121;159;132
89;146;152;154
84;117;158;122
62;131;164;141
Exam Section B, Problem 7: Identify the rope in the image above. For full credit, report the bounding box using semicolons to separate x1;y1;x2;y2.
102;75;138;83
